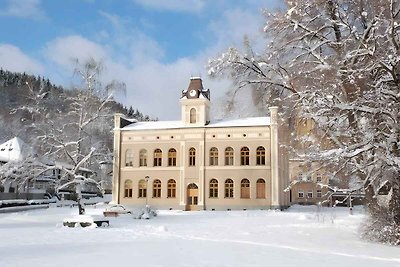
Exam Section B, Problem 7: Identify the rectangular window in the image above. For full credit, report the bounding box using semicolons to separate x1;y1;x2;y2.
298;190;304;198
307;190;313;198
316;176;322;182
153;188;161;198
124;188;132;198
317;190;322;198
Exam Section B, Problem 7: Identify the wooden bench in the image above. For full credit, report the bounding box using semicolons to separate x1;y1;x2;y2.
103;211;119;217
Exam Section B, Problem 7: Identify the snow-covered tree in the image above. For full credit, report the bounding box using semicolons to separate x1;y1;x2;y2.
36;58;126;214
208;0;400;244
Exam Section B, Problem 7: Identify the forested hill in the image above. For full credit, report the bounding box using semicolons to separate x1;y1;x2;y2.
0;69;150;151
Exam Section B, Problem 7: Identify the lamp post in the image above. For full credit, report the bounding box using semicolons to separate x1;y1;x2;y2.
145;175;150;207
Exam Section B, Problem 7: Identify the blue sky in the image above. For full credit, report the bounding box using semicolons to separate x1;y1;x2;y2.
0;0;283;119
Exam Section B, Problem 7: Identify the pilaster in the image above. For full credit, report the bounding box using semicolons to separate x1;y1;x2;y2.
112;113;124;203
269;106;280;208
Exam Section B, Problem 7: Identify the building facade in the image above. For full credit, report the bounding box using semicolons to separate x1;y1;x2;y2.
112;78;290;211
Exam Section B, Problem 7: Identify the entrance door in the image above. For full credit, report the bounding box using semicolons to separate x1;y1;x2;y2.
186;183;198;211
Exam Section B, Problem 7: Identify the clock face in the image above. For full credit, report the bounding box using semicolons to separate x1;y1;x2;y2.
189;89;197;97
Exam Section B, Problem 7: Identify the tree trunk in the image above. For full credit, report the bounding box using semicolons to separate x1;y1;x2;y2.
365;180;379;218
76;182;85;215
390;182;400;225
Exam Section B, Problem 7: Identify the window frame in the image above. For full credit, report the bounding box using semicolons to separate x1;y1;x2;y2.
224;147;234;166
209;179;218;198
154;149;162;167
256;146;266;165
298;190;304;198
138;179;147;198
189;147;196;166
153;179;162;198
124;180;133;198
125;149;134;167
167;179;176;198
240;147;250;166
209;147;219;166
139;149;147;167
168;148;177;166
190;108;196;123
224;179;234;198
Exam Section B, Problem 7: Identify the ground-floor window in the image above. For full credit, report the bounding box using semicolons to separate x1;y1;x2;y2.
225;179;234;198
138;179;147;198
316;189;322;198
307;190;313;198
153;179;161;198
209;179;218;198
298;190;304;198
167;179;176;198
124;180;133;198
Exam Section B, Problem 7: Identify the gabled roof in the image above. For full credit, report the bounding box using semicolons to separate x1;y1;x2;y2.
121;117;270;131
0;137;26;162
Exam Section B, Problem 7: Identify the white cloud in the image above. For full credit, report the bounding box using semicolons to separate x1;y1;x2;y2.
43;35;107;69
0;0;45;20
132;0;205;13
207;8;265;53
98;11;165;65
0;44;43;74
39;4;268;120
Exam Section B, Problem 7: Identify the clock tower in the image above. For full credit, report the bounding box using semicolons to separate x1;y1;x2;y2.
180;77;210;126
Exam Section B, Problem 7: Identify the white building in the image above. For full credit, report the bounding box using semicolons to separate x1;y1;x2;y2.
112;78;290;210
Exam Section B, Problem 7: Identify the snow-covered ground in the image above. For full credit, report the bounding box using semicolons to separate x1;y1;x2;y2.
0;205;399;267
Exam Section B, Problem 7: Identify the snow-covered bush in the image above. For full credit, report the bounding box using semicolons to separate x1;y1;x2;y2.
133;205;157;220
361;207;400;246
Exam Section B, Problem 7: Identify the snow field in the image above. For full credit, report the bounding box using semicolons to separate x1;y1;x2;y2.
0;205;399;267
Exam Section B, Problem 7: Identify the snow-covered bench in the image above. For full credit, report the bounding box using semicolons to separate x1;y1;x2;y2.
63;215;109;228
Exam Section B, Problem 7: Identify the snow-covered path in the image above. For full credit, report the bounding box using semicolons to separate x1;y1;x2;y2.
0;205;399;267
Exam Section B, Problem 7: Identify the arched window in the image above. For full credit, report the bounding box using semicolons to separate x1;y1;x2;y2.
190;108;196;123
168;148;177;166
125;149;133;166
209;147;218;166
224;179;234;198
154;149;162;166
167;179;176;198
240;147;250;165
153;179;161;198
209;179;218;198
124;180;133;198
139;149;147;167
241;179;250;199
225;147;234;166
189;147;196;166
256;146;266;165
138;179;147;198
256;178;266;199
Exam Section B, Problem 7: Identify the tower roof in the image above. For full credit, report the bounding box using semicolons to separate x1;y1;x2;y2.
181;77;210;100
187;77;204;91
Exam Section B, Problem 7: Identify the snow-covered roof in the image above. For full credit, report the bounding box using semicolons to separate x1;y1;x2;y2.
121;117;270;131
0;137;27;162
